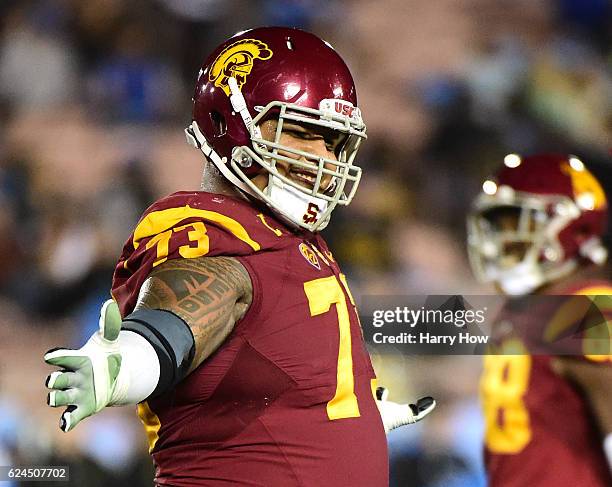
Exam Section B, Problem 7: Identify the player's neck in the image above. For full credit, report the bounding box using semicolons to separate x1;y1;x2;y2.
200;161;245;199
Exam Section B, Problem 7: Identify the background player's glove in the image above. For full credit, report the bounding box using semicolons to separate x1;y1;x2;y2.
375;386;436;433
44;299;123;432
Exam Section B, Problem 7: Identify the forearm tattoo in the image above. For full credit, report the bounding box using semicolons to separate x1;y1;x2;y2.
135;256;253;371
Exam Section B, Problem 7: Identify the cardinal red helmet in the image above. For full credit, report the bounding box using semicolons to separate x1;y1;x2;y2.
468;153;608;295
184;27;366;231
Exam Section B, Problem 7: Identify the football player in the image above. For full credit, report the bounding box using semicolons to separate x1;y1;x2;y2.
44;27;435;486
468;153;612;486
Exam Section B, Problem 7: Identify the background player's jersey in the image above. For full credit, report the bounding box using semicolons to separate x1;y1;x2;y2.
481;283;612;487
111;191;388;487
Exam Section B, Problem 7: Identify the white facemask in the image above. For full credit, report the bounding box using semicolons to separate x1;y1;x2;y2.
267;176;330;230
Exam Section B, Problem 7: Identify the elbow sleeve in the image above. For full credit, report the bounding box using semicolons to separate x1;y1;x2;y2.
122;309;196;399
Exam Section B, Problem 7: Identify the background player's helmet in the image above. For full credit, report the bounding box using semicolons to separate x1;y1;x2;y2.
185;27;366;231
468;153;608;295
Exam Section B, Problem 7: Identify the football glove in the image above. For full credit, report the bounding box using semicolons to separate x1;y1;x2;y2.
376;386;436;433
44;299;123;432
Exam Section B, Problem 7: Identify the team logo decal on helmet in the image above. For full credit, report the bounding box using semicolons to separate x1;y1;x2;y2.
209;39;273;96
560;160;606;211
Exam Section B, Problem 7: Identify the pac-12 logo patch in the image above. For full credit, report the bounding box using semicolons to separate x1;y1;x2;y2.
299;243;320;270
209;39;273;96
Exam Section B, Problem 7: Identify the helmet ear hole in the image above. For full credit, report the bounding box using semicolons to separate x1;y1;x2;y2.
210;110;227;137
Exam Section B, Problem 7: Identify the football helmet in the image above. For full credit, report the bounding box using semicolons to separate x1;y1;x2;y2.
468;153;608;296
185;27;366;231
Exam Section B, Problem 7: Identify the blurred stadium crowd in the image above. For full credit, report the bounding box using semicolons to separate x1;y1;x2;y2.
0;0;610;486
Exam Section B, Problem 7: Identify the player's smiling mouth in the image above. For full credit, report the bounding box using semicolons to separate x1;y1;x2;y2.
288;169;337;195
290;169;317;188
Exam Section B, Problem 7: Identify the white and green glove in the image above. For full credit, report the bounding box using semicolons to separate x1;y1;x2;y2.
376;387;436;433
44;300;124;432
45;299;161;432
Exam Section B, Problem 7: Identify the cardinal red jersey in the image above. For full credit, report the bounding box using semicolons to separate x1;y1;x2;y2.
111;191;388;487
481;282;612;487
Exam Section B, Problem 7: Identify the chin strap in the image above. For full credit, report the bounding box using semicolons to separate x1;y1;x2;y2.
228;77;262;139
185;77;263;198
185;121;257;198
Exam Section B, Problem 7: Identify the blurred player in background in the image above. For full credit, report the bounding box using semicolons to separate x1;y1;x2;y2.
43;27;434;486
468;153;612;486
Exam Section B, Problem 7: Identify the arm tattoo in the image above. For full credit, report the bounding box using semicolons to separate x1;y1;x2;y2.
135;256;252;371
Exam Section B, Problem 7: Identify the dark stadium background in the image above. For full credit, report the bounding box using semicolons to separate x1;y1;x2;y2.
0;1;610;486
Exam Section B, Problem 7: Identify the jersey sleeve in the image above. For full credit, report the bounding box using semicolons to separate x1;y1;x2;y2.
127;203;260;264
111;193;264;317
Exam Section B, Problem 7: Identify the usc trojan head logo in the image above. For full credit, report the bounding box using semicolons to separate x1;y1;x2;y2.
209;39;273;96
560;161;607;211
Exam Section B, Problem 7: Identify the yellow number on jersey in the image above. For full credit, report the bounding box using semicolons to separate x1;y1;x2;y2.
481;340;532;453
132;205;261;268
174;222;210;259
304;275;360;420
145;223;209;267
145;230;173;267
